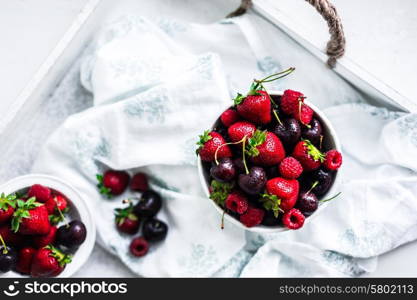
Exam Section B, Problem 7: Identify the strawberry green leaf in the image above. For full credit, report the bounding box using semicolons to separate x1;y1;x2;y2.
245;130;267;157
304;139;325;162
260;193;282;218
0;192;16;210
114;203;137;225
209;180;234;207
96;174;112;199
45;245;72;267
233;93;245;106
196;130;212;154
11;197;42;232
247;81;262;96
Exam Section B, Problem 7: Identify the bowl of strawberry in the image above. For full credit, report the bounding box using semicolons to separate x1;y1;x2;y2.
0;174;95;277
197;69;342;232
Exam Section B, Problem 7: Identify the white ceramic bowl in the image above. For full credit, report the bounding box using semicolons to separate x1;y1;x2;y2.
198;91;341;233
0;174;96;278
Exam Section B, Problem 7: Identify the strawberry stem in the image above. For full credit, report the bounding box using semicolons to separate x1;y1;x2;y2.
320;192;342;203
0;234;8;254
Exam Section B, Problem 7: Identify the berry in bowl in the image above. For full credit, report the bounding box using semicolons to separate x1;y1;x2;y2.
0;174;95;277
196;69;342;233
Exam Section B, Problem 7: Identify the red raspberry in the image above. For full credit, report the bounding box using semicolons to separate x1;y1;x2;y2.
130;173;149;192
220;109;240;127
239;207;265;227
324;150;343;170
282;208;305;230
225;192;248;214
293;103;313;126
279;157;303;179
27;184;51;203
130;237;149;257
280;89;304;115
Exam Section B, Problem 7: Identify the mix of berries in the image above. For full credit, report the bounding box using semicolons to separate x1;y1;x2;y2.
196;69;342;230
0;185;86;277
96;171;168;257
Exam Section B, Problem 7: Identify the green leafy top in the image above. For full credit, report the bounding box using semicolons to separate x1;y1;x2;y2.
114;203;138;225
245;130;267;157
233;93;246;106
209;180;234;207
304;139;325;162
0;193;16;211
45;245;72;267
96;174;112;198
196;130;212;154
260;193;282;218
11;197;42;232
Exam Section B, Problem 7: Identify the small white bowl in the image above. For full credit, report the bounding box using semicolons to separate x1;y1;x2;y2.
0;174;96;278
198;90;341;233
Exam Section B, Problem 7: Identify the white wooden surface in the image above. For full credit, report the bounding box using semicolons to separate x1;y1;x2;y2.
0;0;416;277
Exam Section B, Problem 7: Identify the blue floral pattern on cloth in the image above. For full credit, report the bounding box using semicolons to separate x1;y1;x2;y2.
177;243;219;277
124;88;170;124
397;114;417;147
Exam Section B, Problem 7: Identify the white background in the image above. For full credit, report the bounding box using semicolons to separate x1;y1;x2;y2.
0;0;416;277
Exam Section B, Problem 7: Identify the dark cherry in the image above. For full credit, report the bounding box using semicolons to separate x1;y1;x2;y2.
261;211;281;226
273;118;301;150
0;246;17;273
296;191;319;216
210;158;236;182
134;190;162;218
56;220;87;249
238;167;267;195
302;118;322;146
143;219;168;242
309;168;334;196
266;166;280;179
233;158;246;174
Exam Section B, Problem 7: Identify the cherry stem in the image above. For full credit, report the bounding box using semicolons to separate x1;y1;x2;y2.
54;197;69;228
319;135;324;150
221;210;225;230
256;67;295;83
307;181;319;194
320;192;342;203
242;136;249;175
0;234;8;254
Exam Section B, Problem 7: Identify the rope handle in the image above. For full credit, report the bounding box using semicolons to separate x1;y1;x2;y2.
227;0;346;68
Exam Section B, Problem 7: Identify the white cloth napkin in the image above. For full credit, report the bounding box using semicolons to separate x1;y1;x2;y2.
32;14;417;277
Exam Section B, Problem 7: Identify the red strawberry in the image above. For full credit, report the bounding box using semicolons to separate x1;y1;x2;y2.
32;226;57;248
130;172;149;192
282;208;305;230
264;177;299;213
246;130;286;166
293;103;313;126
15;247;37;274
0;225;24;247
197;131;232;162
292;140;325;171
45;195;67;215
12;198;51;235
239;206;265;227
324;149;343;170
279;157;303;179
0;193;16;224
280;89;304;115
225;192;248;214
28;184;51;203
31;245;71;277
227;121;256;143
115;203;140;235
97;170;130;197
235;90;271;125
220;109;240;127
